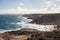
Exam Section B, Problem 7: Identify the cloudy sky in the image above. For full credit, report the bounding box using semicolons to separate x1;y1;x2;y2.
0;0;60;14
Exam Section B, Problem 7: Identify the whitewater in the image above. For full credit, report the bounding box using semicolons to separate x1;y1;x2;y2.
0;15;56;33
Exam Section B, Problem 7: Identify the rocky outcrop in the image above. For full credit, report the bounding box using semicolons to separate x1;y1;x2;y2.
0;28;60;40
0;13;60;40
0;28;40;40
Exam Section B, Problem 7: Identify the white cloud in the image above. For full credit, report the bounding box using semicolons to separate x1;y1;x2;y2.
0;2;60;14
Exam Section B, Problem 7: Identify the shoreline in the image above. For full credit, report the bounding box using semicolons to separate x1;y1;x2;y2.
0;28;60;40
0;14;60;40
23;14;60;25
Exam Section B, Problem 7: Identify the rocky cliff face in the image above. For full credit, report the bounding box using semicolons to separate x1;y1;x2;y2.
23;13;60;25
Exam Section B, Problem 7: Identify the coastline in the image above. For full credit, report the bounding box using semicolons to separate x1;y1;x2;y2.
0;28;60;40
23;14;60;25
0;14;60;40
0;28;41;40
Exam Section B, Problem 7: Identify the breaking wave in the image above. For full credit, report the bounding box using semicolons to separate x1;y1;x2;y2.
0;15;55;33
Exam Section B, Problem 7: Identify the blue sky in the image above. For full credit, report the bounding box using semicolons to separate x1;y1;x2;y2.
0;0;47;9
0;0;60;14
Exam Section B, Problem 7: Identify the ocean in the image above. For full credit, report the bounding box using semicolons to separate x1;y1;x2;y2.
0;14;55;33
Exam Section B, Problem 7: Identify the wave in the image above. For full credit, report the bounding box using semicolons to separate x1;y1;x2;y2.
0;22;55;33
0;15;55;33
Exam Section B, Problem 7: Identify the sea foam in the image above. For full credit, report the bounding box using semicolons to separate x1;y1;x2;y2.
0;15;56;33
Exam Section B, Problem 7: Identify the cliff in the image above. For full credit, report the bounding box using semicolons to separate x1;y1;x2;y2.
23;13;60;25
0;13;60;40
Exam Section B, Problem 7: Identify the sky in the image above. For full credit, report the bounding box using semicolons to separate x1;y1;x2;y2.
0;0;60;14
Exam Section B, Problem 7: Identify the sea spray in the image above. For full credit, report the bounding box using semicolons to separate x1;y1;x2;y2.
0;15;33;33
0;15;56;33
16;22;56;31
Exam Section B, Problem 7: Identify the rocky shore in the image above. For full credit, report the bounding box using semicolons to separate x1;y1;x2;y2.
23;13;60;25
0;28;42;40
0;28;60;40
0;13;60;40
